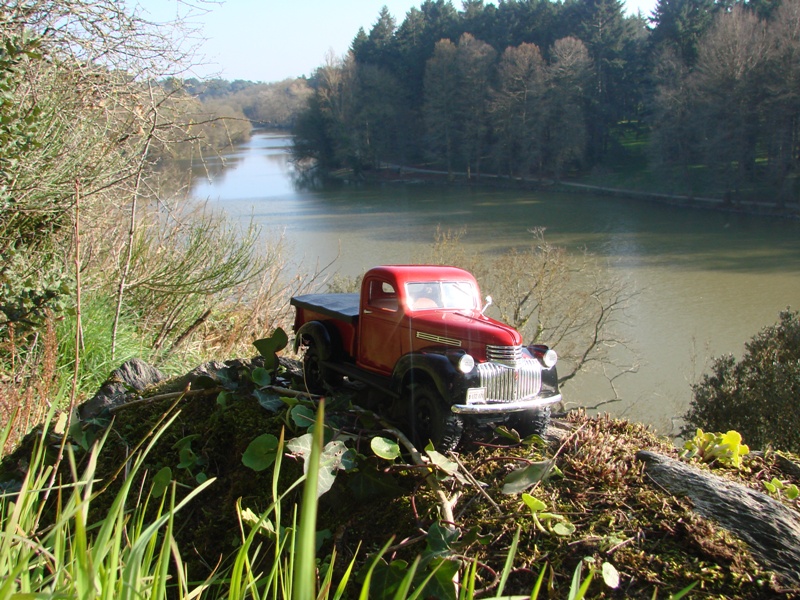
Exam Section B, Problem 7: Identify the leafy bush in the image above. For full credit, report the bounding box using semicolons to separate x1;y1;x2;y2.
684;309;800;453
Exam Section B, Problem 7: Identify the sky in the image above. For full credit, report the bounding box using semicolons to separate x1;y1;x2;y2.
135;0;658;84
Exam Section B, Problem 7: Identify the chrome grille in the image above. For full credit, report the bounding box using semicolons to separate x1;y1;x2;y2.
486;344;523;362
477;359;542;402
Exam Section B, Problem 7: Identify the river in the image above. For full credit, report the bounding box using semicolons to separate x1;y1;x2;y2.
188;131;800;433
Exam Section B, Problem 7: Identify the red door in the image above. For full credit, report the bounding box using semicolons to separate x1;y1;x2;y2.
357;277;403;374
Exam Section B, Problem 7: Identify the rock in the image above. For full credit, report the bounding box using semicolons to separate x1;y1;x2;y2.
79;358;167;420
637;450;800;585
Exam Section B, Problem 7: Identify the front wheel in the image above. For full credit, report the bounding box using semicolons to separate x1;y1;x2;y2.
507;406;551;438
406;382;463;452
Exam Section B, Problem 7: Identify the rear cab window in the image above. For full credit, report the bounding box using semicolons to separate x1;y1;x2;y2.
367;279;398;312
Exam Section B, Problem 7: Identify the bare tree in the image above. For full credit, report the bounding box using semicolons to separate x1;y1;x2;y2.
418;228;638;399
490;43;547;177
545;37;592;178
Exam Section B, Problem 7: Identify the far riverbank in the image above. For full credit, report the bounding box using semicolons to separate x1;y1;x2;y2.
345;163;800;220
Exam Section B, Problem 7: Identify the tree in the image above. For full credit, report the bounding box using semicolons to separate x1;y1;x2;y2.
455;33;496;178
544;37;592;177
648;47;701;192
650;0;717;67
685;310;800;453
570;0;636;161
690;6;772;197
352;6;398;69
423;38;461;176
420;227;638;398
762;0;800;204
490;42;547;176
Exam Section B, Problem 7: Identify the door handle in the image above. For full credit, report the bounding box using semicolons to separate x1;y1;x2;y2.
363;309;372;314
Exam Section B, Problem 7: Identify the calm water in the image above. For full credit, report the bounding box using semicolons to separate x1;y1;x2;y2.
189;132;800;433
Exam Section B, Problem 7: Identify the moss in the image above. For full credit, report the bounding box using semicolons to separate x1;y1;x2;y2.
4;371;799;597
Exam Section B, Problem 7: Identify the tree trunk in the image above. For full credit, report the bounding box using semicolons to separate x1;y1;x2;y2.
637;450;800;585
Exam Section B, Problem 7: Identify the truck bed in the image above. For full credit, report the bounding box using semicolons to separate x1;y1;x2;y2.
290;293;360;324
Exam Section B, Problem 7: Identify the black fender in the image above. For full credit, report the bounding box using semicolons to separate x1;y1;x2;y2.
294;321;335;360
391;350;475;406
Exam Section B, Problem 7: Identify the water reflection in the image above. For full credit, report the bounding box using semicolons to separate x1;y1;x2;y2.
186;131;800;433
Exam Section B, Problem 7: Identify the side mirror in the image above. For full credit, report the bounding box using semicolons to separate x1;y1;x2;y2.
481;295;493;316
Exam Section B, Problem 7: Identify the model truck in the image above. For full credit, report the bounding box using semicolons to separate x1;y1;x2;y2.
290;265;561;450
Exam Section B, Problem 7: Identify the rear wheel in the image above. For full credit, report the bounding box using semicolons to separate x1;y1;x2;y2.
301;340;341;394
406;382;463;452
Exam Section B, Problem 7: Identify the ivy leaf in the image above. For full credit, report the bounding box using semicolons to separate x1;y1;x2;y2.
242;434;279;471
252;389;284;412
251;367;272;388
287;435;354;497
425;521;461;557
502;459;556;494
371;436;401;460
290;404;316;429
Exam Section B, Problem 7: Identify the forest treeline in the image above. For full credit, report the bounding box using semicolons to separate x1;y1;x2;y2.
291;0;800;205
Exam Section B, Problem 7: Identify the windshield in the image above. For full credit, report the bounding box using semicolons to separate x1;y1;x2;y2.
405;281;477;311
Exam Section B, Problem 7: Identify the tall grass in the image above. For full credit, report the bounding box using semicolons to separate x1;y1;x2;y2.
0;401;642;599
0;408;215;599
55;292;151;396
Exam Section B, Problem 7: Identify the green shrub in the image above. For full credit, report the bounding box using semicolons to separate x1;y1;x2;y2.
684;309;800;453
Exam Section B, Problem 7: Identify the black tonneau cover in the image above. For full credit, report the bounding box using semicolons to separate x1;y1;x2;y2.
291;293;360;324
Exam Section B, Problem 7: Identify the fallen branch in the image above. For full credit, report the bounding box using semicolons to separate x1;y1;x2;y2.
637;450;800;585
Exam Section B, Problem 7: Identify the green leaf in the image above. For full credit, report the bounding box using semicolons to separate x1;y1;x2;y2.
217;390;232;408
288;435;354;497
177;447;199;469
786;484;799;500
253;328;289;370
242;433;279;471
251;366;272;387
290;404;316;429
152;467;172;498
522;493;548;513
602;562;620;588
371;436;401;460
252;388;285;412
425;521;461;556
503;459;556;494
553;521;576;537
425;449;458;475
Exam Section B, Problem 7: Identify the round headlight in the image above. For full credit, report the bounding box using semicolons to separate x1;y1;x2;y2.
457;353;475;373
542;349;558;368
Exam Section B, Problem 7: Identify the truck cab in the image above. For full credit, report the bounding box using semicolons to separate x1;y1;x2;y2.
291;265;561;450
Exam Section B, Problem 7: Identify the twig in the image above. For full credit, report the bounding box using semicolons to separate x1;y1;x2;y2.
449;451;502;514
109;386;222;414
265;385;323;400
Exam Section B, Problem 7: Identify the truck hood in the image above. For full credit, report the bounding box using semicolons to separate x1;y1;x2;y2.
411;310;523;352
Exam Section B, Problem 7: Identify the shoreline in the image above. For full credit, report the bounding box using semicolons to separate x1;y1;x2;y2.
350;164;800;221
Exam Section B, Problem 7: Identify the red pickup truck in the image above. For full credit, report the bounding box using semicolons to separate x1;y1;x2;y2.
290;265;561;450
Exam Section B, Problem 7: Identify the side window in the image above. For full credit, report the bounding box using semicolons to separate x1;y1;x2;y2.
367;279;398;312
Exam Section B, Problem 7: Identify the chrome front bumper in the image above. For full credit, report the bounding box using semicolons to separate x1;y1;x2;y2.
451;393;561;415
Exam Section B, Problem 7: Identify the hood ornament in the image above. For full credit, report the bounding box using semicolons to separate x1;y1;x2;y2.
480;295;493;316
